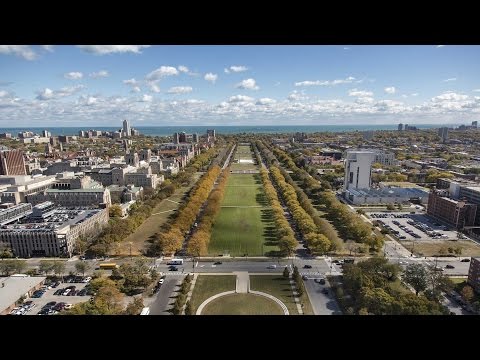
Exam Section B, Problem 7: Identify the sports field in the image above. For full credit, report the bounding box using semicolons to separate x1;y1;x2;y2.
208;145;279;256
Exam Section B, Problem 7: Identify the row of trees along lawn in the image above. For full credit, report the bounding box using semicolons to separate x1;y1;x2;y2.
336;257;449;315
173;274;193;315
256;140;341;251
85;147;221;257
186;168;230;256
259;169;296;255
153;165;222;256
264;141;382;252
269;166;332;255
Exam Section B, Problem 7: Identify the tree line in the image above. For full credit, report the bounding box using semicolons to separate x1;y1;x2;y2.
186;168;230;256
153;165;222;256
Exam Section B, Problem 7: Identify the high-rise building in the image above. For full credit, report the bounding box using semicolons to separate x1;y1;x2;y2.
398;123;403;131
179;132;187;143
42;130;51;138
438;127;449;142
343;150;376;191
206;129;216;139
139;149;152;162
122;119;131;137
173;132;180;144
192;133;199;143
404;124;409;131
472;121;478;128
0;150;27;175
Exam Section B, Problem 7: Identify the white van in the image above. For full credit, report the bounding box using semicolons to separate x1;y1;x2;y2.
140;307;150;315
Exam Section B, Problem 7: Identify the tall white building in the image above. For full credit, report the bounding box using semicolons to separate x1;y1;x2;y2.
122;119;131;137
344;150;376;191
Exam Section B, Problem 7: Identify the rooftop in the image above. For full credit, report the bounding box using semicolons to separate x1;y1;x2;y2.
0;276;46;313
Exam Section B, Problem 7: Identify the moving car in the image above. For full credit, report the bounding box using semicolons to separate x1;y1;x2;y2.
158;279;164;285
303;264;312;269
445;264;455;269
169;266;178;271
461;258;470;262
314;278;326;285
267;265;277;269
213;261;222;265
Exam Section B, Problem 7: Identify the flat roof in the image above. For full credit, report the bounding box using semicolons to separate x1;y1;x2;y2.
348;187;429;197
46;188;105;193
0;276;46;312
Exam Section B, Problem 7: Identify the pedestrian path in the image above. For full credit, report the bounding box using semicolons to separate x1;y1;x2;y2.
166;199;181;205
234;271;249;293
288;277;304;315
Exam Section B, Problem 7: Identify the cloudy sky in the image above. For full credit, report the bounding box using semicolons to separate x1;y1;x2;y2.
0;45;479;127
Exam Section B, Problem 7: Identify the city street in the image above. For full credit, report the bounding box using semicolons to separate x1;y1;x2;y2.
148;275;184;315
303;277;342;315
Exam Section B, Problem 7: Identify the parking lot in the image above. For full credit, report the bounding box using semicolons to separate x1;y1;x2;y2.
23;277;91;315
368;212;462;242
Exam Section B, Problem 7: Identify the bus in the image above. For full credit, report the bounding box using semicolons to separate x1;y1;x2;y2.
140;307;150;315
167;258;184;265
99;263;119;270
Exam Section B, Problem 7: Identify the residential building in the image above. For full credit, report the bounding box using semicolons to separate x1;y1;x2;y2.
467;257;480;294
0;150;26;175
472;121;478;129
206;129;216;139
427;188;477;229
0;202;109;258
438;127;449;143
122;119;131;137
398;123;403;131
41;130;51;138
0;133;12;139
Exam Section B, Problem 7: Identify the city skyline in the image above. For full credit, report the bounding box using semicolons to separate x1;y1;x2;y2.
1;45;480;127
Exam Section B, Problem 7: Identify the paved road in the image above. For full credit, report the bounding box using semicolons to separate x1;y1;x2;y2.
149;276;184;315
303;277;342;315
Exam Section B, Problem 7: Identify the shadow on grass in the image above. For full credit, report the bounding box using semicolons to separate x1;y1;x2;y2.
256;192;269;206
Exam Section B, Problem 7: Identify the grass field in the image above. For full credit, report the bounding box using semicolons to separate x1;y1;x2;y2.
114;173;201;256
222;174;264;207
189;275;236;313
250;275;310;315
401;240;480;257
201;293;283;315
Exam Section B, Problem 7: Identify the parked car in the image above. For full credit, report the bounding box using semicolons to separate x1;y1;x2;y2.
445;264;455;269
322;288;329;295
303;264;312;269
315;278;326;285
169;266;178;271
78;288;88;296
213;261;222;265
82;277;92;283
302;275;308;280
63;304;73;310
461;258;470;262
158;279;164;285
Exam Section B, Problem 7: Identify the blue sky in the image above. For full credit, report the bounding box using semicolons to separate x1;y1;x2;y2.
0;45;479;127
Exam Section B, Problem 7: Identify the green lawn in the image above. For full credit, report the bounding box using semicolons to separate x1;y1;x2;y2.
230;162;258;171
189;275;236;313
201;293;283;315
249;275;304;315
208;172;279;256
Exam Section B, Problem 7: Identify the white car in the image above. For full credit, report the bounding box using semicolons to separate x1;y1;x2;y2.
267;265;277;269
158;279;164;285
64;304;73;310
62;289;71;296
82;276;92;283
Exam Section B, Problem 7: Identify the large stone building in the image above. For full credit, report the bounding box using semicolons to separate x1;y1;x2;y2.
344;150;376;191
0;203;32;225
0;150;26;175
0;175;56;205
0;202;109;258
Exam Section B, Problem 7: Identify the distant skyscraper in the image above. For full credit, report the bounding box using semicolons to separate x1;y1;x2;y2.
398;123;403;131
122;119;131;137
472;121;478;128
179;132;187;143
363;131;374;140
438;127;449;142
0;150;27;175
42;130;51;138
404;124;409;131
206;129;216;139
172;132;180;144
343;150;376;191
192;133;199;143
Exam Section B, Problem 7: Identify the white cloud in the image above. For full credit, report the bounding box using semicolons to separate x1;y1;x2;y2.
132;86;141;93
256;98;276;105
443;78;457;82
287;90;308;101
432;91;468;102
349;89;374;97
0;45;37;60
178;65;189;73
343;47;350;50
76;45;150;55
411;93;419;96
142;94;153;102
90;70;109;78
64;72;83;80
228;95;254;103
41;45;54;52
167;86;193;94
473;89;480;92
224;65;248;74
149;83;160;93
384;86;396;94
295;76;358;87
436;45;445;48
204;73;218;83
146;66;178;81
235;78;259;90
0;90;9;98
36;85;85;100
123;78;141;92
